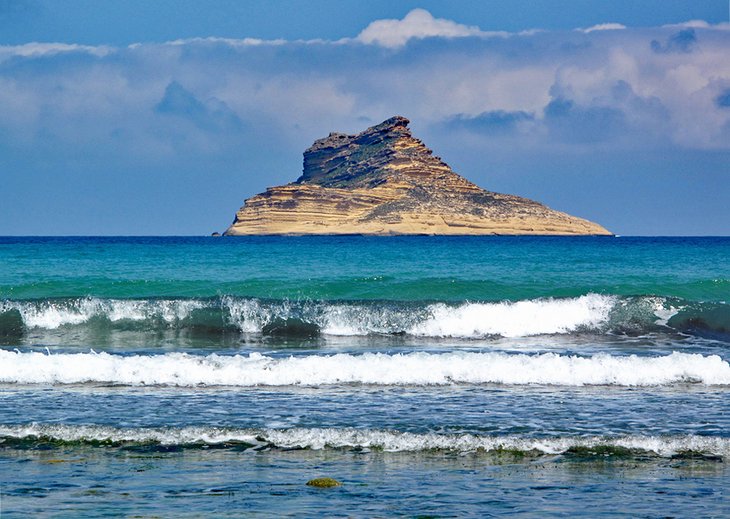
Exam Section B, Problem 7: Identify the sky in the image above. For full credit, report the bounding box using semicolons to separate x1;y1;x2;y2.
1;1;729;235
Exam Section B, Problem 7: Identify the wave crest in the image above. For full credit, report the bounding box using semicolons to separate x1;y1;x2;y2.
1;424;727;457
1;350;728;387
1;293;711;340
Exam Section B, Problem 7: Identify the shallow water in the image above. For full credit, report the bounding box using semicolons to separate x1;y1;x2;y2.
1;236;729;516
3;448;728;518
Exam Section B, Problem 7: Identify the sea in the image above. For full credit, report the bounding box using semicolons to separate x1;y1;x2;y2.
1;236;729;517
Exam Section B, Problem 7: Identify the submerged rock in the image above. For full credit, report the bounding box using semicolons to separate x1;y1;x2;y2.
225;116;611;236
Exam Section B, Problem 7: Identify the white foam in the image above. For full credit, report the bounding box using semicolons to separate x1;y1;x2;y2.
223;297;303;333
223;294;620;338
1;350;729;387
411;294;616;338
1;424;728;457
651;297;681;327
2;298;101;329
321;304;423;335
0;298;204;329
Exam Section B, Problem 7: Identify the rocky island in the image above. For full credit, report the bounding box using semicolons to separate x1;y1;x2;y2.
224;116;611;235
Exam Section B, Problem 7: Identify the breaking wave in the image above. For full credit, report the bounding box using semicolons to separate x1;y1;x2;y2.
1;293;726;340
1;424;727;458
1;350;729;387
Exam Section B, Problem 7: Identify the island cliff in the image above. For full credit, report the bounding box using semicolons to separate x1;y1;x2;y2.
224;116;611;236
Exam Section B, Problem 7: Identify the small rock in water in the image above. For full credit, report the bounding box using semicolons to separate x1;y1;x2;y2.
306;477;342;488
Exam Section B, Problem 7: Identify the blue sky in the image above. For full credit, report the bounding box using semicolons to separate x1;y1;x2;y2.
1;1;727;44
1;1;729;235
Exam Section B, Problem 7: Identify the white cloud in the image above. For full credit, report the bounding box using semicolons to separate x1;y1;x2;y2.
0;42;111;61
579;23;627;33
660;20;730;31
356;8;498;48
663;20;711;29
164;37;289;47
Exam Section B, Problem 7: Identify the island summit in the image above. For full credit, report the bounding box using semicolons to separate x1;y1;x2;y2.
224;116;611;236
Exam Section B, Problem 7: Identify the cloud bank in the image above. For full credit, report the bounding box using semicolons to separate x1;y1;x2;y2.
1;9;727;153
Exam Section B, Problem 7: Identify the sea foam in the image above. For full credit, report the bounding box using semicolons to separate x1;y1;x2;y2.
1;423;728;457
0;298;204;330
1;350;728;387
409;294;616;338
223;294;620;337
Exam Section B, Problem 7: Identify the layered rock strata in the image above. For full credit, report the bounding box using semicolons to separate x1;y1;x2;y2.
224;116;611;235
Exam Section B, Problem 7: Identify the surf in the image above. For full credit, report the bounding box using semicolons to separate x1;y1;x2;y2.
1;349;729;387
1;423;728;458
1;294;728;341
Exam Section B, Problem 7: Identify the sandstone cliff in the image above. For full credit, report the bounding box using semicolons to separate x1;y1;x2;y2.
224;116;611;236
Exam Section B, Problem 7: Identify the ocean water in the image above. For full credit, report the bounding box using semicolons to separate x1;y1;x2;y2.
1;236;729;517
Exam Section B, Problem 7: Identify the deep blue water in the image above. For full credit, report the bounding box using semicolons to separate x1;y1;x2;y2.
1;236;729;517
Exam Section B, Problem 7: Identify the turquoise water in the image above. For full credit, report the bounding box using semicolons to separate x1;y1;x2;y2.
2;236;729;301
1;236;730;517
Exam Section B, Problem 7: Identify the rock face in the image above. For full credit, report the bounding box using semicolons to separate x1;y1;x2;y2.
224;116;611;236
